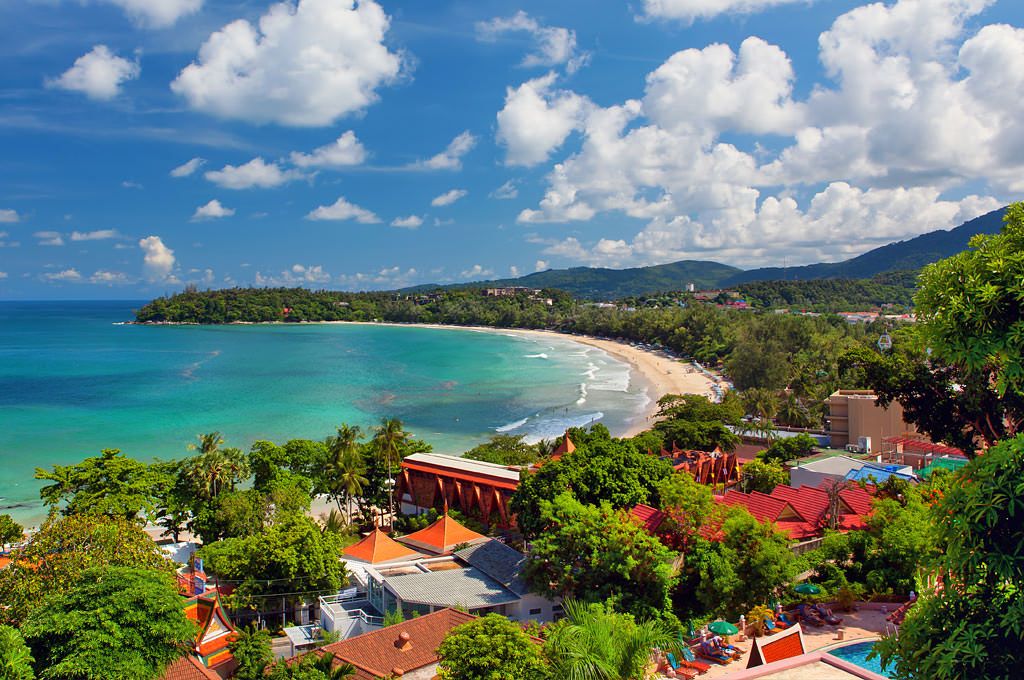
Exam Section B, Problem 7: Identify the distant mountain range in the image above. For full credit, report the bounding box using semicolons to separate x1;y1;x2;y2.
404;207;1007;299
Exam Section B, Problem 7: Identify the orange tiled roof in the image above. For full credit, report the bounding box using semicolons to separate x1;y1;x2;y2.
183;594;236;668
630;504;667;533
344;528;420;564
317;608;477;679
759;627;805;663
396;514;486;555
160;656;220;680
550;434;576;460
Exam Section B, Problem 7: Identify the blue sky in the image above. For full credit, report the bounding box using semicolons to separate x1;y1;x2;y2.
1;0;1021;299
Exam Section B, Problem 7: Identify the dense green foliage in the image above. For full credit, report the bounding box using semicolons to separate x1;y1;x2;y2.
20;566;194;680
757;434;817;464
524;493;677;620
651;394;742;451
511;425;672;538
0;515;173;626
738;459;788;494
0;515;23;548
436;614;550;680
0;626;35;680
463;434;544;466
543;600;673;680
34;449;167;520
737;271;916;312
229;626;276;680
876;435;1024;679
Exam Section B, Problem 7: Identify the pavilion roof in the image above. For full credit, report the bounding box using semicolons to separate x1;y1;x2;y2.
344;528;421;564
396;514;487;555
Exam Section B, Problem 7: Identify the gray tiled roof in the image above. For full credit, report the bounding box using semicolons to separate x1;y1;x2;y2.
384;567;520;610
454;540;532;596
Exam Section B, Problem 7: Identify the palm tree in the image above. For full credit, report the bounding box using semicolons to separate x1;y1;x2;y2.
313;652;355;679
184;446;249;500
325;425;368;519
544;599;673;680
536;438;557;458
372;418;408;524
189;431;224;455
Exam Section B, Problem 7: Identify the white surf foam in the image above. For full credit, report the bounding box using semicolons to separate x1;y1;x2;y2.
524;353;549;359
496;417;529;433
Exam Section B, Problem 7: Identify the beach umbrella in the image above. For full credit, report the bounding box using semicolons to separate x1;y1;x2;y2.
794;583;822;595
708;621;739;636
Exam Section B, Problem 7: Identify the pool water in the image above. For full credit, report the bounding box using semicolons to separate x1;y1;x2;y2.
827;641;896;678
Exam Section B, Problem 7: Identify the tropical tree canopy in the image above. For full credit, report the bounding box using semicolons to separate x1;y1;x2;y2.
34;449;167;520
436;614;549;680
0;625;35;680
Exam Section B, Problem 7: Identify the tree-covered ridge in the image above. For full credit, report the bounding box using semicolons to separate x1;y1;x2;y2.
735;271;917;311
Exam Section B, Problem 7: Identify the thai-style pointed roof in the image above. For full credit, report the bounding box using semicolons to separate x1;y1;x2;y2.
396;514;487;555
183;594;236;668
344;527;421;564
551;433;576;460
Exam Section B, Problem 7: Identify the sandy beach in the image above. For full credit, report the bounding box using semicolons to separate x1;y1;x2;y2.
333;321;722;438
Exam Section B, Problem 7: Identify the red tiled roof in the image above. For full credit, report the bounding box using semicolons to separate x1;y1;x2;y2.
837;484;874;516
759;627;805;663
719;490;791;523
551;434;576;459
770;485;830;524
317;608;477;679
882;436;965;457
630;504;667;533
344;528;420;564
396;514;486;555
717;483;875;540
160;656;220;680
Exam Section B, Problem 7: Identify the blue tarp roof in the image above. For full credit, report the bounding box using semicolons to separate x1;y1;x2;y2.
844;464;917;484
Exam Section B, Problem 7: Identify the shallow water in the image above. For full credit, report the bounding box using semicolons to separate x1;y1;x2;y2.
0;300;649;525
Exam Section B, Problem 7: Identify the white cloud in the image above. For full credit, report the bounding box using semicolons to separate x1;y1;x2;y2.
121;180;143;189
390;215;423;229
170;157;205;177
192;199;235;220
306;196;381;223
89;270;130;285
639;0;805;23
496;72;593;166
0;210;19;223
47;45;140;100
509;265;520;276
535;260;549;272
71;229;118;241
413;131;476;170
171;0;403;126
459;264;494;279
100;0;203;29
290;131;367;168
44;268;82;282
431;189;468;207
0;272;7;280
255;263;331;286
491;180;519;199
205;158;304;189
335;265;419;290
476;11;589;73
139;235;176;282
34;231;64;246
513;0;1012;267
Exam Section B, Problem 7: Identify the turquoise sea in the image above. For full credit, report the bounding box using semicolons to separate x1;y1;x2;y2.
0;301;650;525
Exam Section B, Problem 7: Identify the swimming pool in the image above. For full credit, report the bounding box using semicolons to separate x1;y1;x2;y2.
827;640;896;678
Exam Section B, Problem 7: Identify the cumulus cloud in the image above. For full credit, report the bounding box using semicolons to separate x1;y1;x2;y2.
514;0;1013;267
290;131;367;168
496;72;593;166
44;268;82;282
639;0;805;23
0;272;7;279
255;263;331;286
35;231;64;246
476;11;589;73
100;0;203;28
71;229;118;240
171;0;403;126
412;131;476;170
192;199;235;220
390;215;423;229
139;235;176;282
306;196;381;223
459;264;494;279
535;260;549;272
491;180;519;199
170;157;205;177
431;189;467;207
0;210;19;223
205;158;304;189
47;45;139;100
89;270;130;285
335;265;419;290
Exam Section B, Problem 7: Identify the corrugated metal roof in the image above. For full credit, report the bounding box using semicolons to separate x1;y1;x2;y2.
384;567;520;609
454;539;530;596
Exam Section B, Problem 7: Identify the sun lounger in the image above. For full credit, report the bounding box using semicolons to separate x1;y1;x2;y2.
665;653;699;678
698;642;732;664
778;611;797;627
799;604;825;626
680;646;712;673
814;603;843;625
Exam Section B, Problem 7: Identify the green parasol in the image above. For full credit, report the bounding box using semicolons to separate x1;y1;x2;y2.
708;620;740;636
794;583;823;595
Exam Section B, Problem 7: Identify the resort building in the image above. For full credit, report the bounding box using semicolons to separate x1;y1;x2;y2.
307;608;479;679
661;446;741;486
879;435;967;470
716;483;874;541
789;456;915;489
825;390;915;451
398;453;521;528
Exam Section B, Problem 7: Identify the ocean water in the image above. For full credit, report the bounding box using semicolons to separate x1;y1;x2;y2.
0;301;649;525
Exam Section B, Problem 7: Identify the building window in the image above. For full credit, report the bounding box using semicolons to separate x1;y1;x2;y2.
529;608;542;616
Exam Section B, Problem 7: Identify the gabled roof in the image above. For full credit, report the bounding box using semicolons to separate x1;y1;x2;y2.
746;623;806;668
183;594;236;668
770;485;832;523
630;504;667;533
836;484;875;516
160;656;221;680
396;514;487;555
719;490;791;523
317;608;477;679
344;528;421;564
